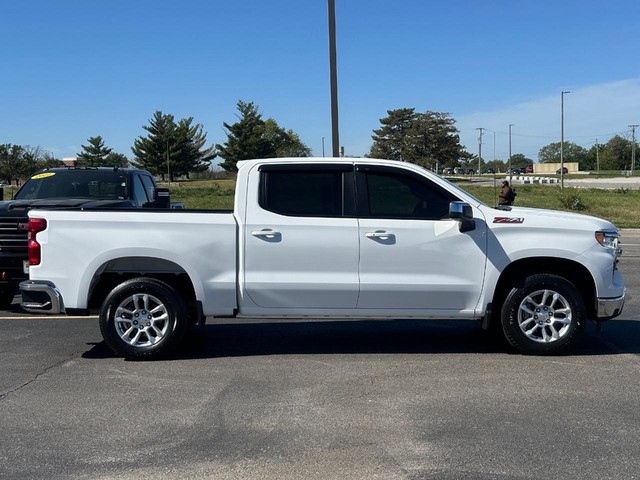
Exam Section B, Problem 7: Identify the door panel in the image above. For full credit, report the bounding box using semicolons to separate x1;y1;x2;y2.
356;166;487;315
244;219;359;308
243;165;359;310
358;218;487;313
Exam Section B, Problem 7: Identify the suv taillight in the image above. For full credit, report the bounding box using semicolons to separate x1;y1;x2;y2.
28;218;47;266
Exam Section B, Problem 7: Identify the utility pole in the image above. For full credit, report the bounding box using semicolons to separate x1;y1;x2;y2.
476;127;484;174
630;124;638;175
328;0;340;157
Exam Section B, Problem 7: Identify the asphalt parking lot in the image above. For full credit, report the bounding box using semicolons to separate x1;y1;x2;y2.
1;233;639;480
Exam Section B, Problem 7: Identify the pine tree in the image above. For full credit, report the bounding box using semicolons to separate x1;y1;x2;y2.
217;101;275;172
369;109;472;169
131;112;175;179
77;136;113;167
131;111;215;181
369;108;418;160
104;152;130;168
172;118;216;178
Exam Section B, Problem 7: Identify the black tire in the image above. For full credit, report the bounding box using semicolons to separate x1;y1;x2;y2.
0;286;16;309
99;278;188;359
501;274;586;355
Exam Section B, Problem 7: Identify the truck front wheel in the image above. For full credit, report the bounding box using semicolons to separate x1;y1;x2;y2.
501;274;586;355
99;278;187;359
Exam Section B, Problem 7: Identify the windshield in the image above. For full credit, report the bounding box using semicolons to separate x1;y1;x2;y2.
14;170;129;201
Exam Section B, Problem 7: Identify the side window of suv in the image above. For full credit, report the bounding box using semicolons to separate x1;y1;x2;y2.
357;167;456;220
259;165;354;217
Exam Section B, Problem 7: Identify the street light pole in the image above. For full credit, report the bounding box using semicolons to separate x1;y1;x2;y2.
629;124;638;175
166;140;170;182
476;127;484;174
560;91;570;190
596;138;600;176
493;131;496;166
328;0;340;157
508;124;513;184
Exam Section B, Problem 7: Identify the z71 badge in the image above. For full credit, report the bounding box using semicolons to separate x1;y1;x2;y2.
493;217;525;224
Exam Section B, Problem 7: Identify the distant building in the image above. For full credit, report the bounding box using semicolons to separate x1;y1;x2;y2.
534;162;579;174
62;157;79;167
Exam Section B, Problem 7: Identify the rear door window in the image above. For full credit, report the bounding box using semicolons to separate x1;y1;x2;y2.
259;165;354;217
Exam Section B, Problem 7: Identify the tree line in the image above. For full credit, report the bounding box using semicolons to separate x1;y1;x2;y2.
368;108;638;173
2;103;636;183
0;145;59;185
0;100;311;183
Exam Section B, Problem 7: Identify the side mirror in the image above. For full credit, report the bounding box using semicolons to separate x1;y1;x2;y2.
449;201;475;233
153;187;171;208
144;187;171;209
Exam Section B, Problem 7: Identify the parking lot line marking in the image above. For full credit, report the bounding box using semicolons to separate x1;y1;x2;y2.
1;315;98;320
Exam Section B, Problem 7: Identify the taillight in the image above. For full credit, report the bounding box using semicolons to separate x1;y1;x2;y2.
28;218;47;266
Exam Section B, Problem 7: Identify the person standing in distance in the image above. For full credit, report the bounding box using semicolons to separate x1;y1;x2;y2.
499;180;516;206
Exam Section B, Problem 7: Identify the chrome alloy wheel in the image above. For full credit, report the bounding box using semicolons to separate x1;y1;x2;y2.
517;289;572;343
114;293;170;347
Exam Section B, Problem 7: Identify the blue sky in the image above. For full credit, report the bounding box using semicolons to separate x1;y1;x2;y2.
3;0;640;164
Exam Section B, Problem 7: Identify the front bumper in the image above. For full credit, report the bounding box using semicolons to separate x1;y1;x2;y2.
596;289;625;320
19;280;63;314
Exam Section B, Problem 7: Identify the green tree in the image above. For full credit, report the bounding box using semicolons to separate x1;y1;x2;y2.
598;135;632;171
171;117;217;178
369;109;472;170
584;144;600;172
369;108;418;160
484;159;507;173
131;111;215;181
538;141;588;167
509;153;533;169
217;101;310;172
77;136;113;166
0;144;59;184
217;101;274;172
104;152;130;168
263;119;312;157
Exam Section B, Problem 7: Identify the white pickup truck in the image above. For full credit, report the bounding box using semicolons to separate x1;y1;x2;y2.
20;158;625;358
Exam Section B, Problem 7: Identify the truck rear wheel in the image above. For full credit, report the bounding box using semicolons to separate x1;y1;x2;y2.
501;274;586;355
99;278;187;359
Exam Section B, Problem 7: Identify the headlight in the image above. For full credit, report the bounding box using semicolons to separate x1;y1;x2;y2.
595;230;622;258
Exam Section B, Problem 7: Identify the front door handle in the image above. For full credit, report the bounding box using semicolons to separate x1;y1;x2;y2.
251;229;281;239
365;230;395;240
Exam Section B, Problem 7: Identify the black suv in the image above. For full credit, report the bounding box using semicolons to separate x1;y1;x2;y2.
0;167;176;308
